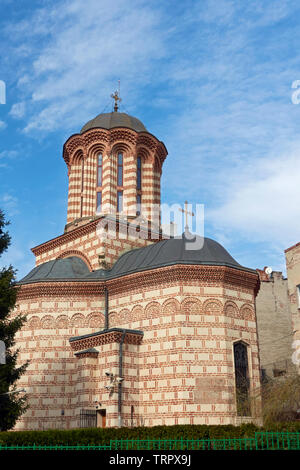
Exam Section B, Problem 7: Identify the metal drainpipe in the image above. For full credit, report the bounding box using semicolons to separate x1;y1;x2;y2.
118;330;126;428
104;285;109;330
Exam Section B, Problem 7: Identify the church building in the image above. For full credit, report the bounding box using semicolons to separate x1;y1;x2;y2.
14;94;262;430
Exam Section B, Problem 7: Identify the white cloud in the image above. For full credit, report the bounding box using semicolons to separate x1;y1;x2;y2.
0;120;6;130
5;0;165;133
208;147;300;248
0;150;18;160
0;193;20;216
9;102;26;118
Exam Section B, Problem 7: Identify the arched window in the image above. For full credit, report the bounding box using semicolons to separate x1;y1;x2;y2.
96;153;103;214
234;341;251;416
117;153;123;187
97;153;103;187
137;156;142;191
117;191;123;212
136;156;142;215
117;153;123;212
96;191;102;213
80;158;84;218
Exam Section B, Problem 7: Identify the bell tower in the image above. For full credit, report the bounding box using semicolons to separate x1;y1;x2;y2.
32;95;168;271
63;92;168;233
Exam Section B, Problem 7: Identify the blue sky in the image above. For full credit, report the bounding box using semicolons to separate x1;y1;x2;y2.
1;0;300;279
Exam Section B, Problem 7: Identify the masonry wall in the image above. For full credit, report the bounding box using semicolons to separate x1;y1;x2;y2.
32;220;154;271
14;266;261;430
285;242;300;373
255;272;294;378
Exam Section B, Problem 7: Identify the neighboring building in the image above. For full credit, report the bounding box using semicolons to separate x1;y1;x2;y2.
285;242;300;373
255;269;295;379
13;96;262;430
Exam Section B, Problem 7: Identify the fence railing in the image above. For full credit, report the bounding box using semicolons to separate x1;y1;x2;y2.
0;431;299;451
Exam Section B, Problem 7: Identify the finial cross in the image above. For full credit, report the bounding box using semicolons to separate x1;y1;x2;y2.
111;90;122;112
179;201;194;230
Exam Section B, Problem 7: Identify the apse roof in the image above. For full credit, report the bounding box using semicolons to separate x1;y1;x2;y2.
19;234;257;285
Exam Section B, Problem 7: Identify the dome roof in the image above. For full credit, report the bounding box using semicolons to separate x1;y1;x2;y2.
20;256;90;283
19;235;256;285
80;112;147;134
101;234;255;279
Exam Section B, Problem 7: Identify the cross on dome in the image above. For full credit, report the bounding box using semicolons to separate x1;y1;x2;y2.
111;89;122;112
179;201;195;231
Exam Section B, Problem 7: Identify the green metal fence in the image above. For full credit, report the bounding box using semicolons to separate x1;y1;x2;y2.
0;432;299;450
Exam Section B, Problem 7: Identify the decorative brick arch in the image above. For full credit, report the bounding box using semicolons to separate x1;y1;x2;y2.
56;250;93;271
70;313;85;328
109;311;117;327
118;308;130;322
55;315;69;329
131;305;143;320
224;300;239;318
40;315;55;329
239;304;255;320
86;142;107;159
203;299;223;315
136;145;151;163
28;316;41;330
111;141;133;156
162;298;180;316
144;301;161;318
181;297;202;315
86;312;104;329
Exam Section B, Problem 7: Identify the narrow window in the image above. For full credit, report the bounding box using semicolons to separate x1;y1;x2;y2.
137;156;142;191
136;193;141;216
234;341;251;416
96;191;102;214
80;159;84;218
117;153;123;187
97;153;103;187
117;190;123;212
297;285;300;308
136;156;142;216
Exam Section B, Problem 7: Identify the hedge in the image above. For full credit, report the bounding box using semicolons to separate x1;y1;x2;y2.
0;423;299;446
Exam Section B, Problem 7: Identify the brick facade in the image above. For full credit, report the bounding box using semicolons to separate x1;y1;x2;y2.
15;265;261;430
13;109;263;430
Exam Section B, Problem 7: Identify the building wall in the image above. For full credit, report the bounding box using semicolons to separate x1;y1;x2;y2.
14;265;261;430
31;219;155;271
255;271;294;378
63;127;167;229
285;242;300;373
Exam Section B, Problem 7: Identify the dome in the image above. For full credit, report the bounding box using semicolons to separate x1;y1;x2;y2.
19;235;256;285
19;256;90;284
86;233;256;280
103;234;255;279
80;112;147;134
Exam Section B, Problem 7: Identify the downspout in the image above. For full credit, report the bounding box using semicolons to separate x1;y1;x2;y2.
118;330;126;428
104;285;109;330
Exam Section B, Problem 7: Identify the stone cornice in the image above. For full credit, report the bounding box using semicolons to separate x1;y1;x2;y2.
17;264;259;300
31;216;162;257
70;328;144;351
63;127;168;169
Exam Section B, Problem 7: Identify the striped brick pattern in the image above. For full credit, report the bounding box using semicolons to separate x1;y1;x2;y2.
64;127;167;228
123;153;136;217
14;266;261;430
67;154;84;224
83;151;97;217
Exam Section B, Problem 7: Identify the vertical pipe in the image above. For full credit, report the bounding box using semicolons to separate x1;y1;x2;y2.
118;330;126;427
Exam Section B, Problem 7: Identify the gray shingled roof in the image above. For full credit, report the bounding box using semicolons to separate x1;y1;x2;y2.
19;256;90;283
18;234;257;285
80;112;147;134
